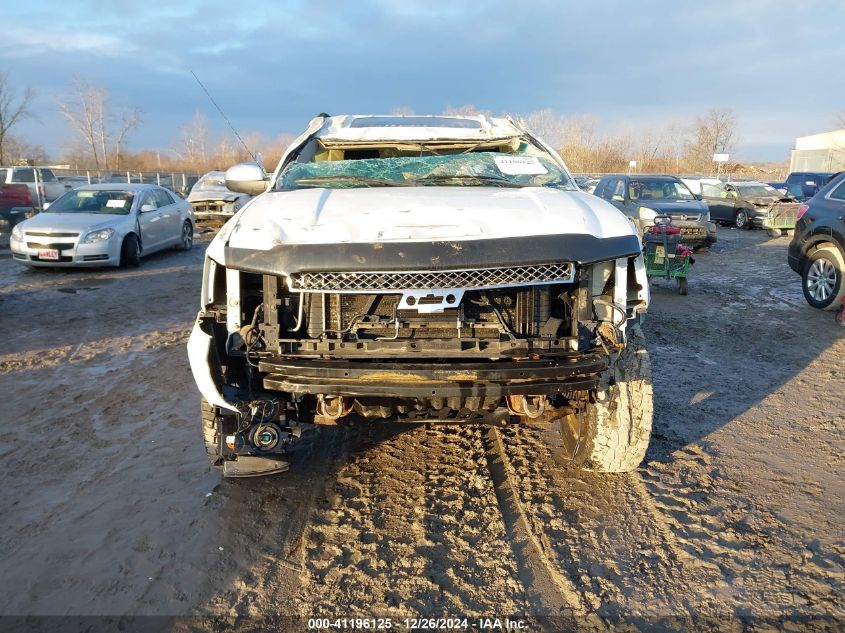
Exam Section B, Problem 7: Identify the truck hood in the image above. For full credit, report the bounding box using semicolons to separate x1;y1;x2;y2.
20;212;126;234
188;191;241;203
221;186;634;252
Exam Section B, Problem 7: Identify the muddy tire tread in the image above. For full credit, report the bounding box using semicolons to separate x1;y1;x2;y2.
201;398;223;470
570;324;653;473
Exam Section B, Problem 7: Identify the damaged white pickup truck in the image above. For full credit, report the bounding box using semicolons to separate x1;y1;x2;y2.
187;114;652;477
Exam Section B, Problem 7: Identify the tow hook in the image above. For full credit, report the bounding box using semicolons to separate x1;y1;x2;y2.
315;395;353;422
506;395;546;419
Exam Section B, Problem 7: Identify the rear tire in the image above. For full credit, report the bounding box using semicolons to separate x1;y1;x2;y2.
802;246;844;311
559;324;653;472
178;220;193;251
678;277;688;295
767;228;782;238
120;234;140;267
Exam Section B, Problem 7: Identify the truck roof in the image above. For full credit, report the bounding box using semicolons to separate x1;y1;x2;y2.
314;114;523;143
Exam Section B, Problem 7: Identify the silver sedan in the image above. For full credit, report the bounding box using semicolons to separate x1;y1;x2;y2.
10;183;195;267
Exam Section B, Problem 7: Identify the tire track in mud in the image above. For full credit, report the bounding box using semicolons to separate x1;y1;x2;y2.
296;423;527;619
493;424;725;623
482;426;590;627
199;424;357;622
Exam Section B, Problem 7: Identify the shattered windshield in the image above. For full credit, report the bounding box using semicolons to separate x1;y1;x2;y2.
192;173;227;192
276;152;576;191
736;185;779;197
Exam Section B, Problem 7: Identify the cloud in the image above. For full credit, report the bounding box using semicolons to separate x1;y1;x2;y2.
2;0;844;161
0;26;131;57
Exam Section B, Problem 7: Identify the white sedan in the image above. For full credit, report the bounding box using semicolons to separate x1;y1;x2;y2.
10;184;195;268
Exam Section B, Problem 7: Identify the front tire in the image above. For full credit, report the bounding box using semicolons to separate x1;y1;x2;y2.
735;209;749;229
559;324;653;472
120;234;140;267
201;398;224;471
802;246;844;311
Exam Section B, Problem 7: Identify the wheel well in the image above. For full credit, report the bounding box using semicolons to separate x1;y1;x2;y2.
805;239;844;259
124;231;141;252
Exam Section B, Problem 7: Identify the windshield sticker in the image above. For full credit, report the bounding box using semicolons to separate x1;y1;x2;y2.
493;156;548;175
78;191;95;198
106;199;127;208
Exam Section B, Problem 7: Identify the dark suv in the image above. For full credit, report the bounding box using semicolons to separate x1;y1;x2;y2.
780;172;836;201
787;172;845;310
593;174;717;246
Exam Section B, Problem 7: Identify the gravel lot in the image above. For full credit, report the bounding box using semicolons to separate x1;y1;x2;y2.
0;228;842;630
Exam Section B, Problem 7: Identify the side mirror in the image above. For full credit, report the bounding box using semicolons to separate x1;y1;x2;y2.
694;193;702;201
140;203;156;213
225;162;269;196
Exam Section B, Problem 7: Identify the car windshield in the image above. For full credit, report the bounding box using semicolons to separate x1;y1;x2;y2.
193;174;228;192
629;179;695;201
45;189;135;215
276;152;576;191
736;185;778;197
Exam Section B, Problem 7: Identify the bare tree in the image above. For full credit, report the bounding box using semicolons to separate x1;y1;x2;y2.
58;78;106;170
521;109;566;147
837;111;845;130
0;72;36;164
441;104;491;117
685;107;737;173
177;111;210;168
114;108;142;169
58;77;142;171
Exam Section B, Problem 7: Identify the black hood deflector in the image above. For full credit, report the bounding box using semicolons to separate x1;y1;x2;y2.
224;233;641;276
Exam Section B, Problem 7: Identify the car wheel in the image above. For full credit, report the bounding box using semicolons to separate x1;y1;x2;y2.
120;234;141;268
558;324;653;472
735;209;749;229
178;220;193;251
802;246;844;311
767;228;782;238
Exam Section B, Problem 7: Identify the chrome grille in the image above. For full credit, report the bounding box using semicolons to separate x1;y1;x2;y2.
290;263;575;292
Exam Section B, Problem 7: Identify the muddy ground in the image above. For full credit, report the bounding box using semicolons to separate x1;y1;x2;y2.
0;228;842;631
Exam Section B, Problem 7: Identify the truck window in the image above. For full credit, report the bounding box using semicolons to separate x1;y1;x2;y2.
0;168;7;183
39;169;57;182
12;168;35;183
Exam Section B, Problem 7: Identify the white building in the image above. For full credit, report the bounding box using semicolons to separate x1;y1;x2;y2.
789;129;845;172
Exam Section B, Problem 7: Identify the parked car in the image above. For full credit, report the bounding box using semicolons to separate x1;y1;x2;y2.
0;166;70;205
0;181;34;235
772;172;837;201
700;181;798;229
187;171;250;221
188;113;653;477
10;184;195;268
593;174;717;246
787;172;845;310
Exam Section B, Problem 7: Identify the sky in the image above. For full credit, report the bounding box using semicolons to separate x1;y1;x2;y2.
1;0;843;163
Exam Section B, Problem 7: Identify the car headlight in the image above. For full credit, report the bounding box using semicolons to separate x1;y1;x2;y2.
11;224;24;240
83;228;115;243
